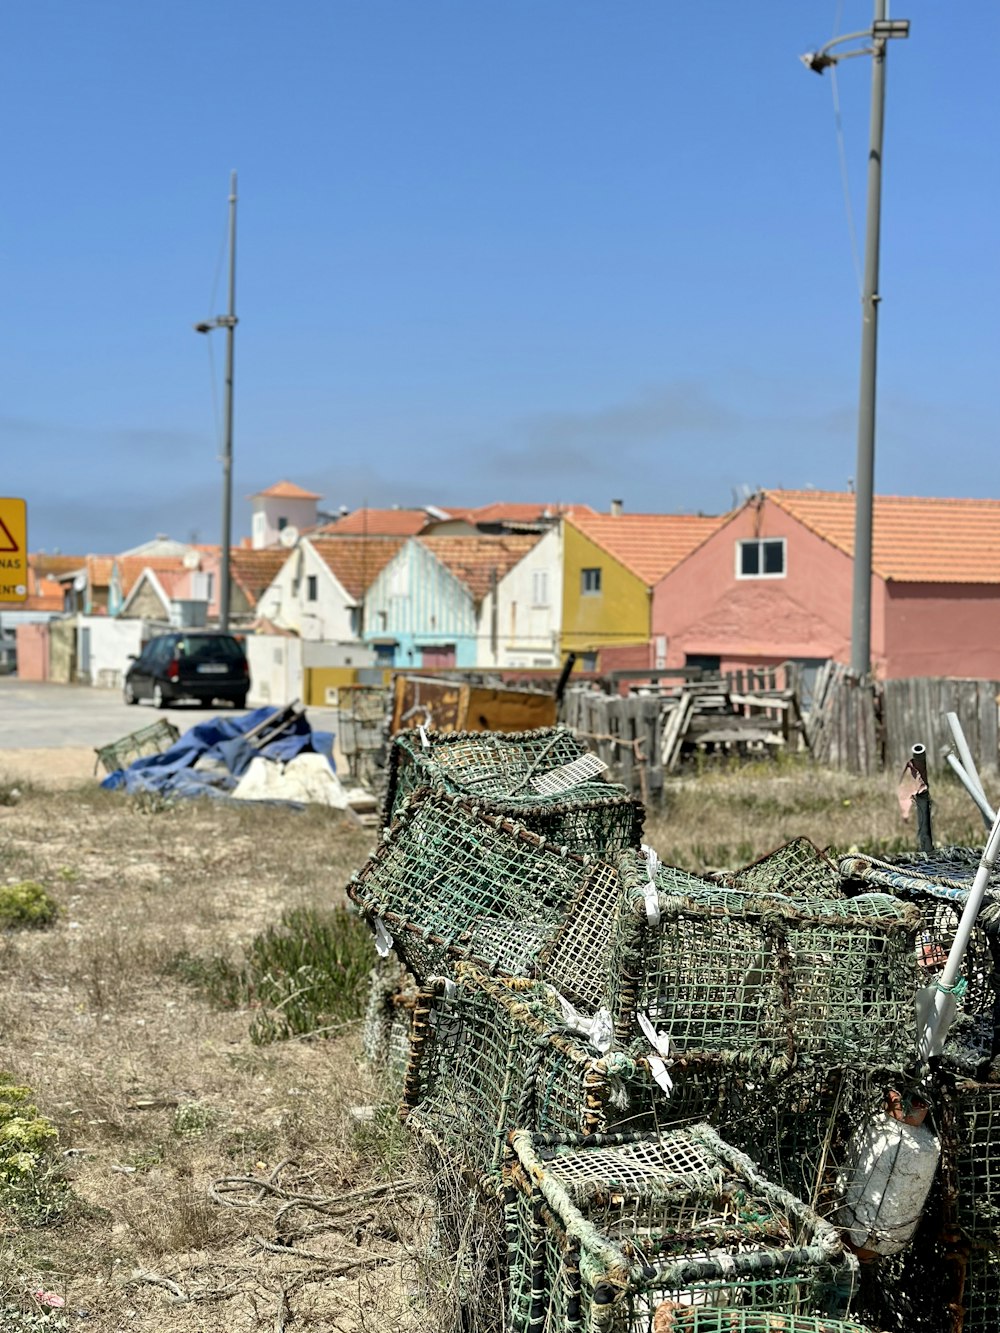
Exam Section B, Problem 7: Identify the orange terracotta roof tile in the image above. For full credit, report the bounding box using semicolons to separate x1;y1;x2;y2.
418;535;540;602
467;501;596;524
229;548;287;604
251;480;323;500
309;536;405;600
116;555;191;598
767;490;1000;584
320;508;431;537
29;553;86;578
567;512;723;586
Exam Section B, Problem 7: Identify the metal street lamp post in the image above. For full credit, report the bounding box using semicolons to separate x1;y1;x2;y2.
194;170;239;633
801;7;909;678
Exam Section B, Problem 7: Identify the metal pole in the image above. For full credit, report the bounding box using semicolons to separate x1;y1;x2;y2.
849;0;887;678
910;742;934;855
220;169;237;633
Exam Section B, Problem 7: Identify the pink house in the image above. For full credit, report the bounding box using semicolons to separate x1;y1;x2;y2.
652;490;1000;680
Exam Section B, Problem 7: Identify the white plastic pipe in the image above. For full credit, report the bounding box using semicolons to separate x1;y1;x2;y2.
917;804;1000;1061
946;711;989;805
944;749;995;827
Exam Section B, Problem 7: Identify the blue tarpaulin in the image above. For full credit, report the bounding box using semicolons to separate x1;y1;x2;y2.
101;707;335;800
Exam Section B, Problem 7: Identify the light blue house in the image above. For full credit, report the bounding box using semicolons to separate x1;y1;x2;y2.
363;535;538;669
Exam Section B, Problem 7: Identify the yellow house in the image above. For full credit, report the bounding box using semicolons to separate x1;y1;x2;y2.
561;509;722;668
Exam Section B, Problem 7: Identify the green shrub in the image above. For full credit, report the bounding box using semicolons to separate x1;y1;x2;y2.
0;1076;69;1223
0;882;59;930
173;905;373;1044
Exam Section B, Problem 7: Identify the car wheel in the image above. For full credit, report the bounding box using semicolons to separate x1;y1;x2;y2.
234;693;248;710
123;680;138;705
152;683;168;710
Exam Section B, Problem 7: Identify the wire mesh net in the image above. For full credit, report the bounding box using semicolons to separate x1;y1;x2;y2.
942;1076;1000;1243
94;719;180;775
607;851;920;1075
402;963;663;1183
383;727;643;857
840;852;1000;1070
415;1135;510;1333
720;838;843;900
503;1126;857;1333
959;1242;1000;1333
360;956;417;1097
634;1317;876;1333
348;788;620;994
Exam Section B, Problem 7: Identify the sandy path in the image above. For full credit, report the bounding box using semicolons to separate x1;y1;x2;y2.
0;746;100;786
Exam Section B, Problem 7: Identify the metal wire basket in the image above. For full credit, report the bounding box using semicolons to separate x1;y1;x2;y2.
607;850;921;1076
503;1126;858;1333
347;787;620;996
383;727;643;857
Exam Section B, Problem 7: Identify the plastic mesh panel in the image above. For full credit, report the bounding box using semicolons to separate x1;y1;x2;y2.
504;1127;856;1333
360;957;416;1097
94;719;180;775
609;851;920;1073
841;853;1000;1068
947;1079;1000;1242
402;964;658;1182
383;728;643;857
348;788;620;993
653;1317;874;1333
722;838;843;900
960;1243;1000;1333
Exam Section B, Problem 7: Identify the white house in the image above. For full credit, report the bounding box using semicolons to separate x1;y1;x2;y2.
256;535;404;643
249;480;322;551
477;526;562;669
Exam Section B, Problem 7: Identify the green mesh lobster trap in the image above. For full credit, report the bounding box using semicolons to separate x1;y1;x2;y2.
957;1242;1000;1333
605;850;920;1076
360;956;418;1097
503;1126;858;1333
719;838;843;900
400;962;677;1186
383;727;643;857
93;718;180;775
347;788;620;995
638;1318;875;1333
941;1076;1000;1245
840;851;1000;1069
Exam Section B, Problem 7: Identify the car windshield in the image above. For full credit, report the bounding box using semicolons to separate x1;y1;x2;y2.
178;635;244;663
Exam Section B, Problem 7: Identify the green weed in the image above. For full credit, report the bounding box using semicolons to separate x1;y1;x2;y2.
172;905;373;1044
0;882;59;930
0;1076;70;1224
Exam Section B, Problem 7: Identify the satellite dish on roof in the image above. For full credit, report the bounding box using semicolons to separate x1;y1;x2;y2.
279;525;300;548
182;551;201;570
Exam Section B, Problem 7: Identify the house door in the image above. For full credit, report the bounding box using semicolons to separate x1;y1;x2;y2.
421;644;456;670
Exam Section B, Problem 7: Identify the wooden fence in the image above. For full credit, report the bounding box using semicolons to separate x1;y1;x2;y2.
565;665;1000;790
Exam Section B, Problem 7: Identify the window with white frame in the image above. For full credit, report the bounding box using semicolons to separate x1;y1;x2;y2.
532;570;548;605
581;567;602;595
737;538;786;579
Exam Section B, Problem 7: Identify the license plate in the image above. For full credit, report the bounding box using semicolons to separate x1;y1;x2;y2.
196;664;228;674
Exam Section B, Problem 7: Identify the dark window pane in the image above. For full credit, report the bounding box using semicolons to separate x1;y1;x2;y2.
180;635;244;661
763;540;784;575
740;542;760;576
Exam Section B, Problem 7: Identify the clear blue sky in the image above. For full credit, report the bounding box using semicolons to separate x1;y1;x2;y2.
4;1;998;553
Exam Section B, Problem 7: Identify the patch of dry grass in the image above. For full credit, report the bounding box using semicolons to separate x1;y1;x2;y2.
0;760;992;1329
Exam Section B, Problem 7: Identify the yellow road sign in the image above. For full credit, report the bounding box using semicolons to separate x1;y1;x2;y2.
0;497;28;603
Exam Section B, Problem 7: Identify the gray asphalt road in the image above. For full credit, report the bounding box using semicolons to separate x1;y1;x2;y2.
0;678;339;749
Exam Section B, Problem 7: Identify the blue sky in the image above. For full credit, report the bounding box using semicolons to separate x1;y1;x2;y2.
3;1;998;553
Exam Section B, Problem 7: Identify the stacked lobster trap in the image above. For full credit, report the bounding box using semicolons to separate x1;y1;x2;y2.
344;725;989;1332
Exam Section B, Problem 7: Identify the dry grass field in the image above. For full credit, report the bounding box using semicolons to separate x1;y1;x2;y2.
0;759;989;1330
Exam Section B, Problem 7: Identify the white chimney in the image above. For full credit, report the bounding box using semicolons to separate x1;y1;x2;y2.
610;499;623;517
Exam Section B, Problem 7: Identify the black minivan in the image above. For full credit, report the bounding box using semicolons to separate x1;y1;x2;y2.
124;632;250;709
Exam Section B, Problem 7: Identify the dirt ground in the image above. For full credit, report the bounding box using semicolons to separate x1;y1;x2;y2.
1;749;101;788
0;758;989;1330
0;779;436;1332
